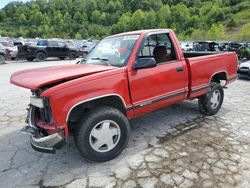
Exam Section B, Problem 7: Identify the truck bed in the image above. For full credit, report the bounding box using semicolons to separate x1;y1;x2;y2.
183;51;221;58
184;52;238;99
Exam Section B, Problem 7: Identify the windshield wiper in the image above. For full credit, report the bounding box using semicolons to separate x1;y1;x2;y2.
91;57;111;66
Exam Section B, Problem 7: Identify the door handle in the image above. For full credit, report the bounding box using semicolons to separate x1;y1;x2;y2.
176;67;183;72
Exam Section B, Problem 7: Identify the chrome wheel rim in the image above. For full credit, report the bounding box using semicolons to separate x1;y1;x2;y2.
210;90;221;109
89;120;121;153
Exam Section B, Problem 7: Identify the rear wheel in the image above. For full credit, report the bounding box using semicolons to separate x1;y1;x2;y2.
26;57;34;61
83;52;88;58
0;55;6;64
36;52;46;61
198;82;224;115
69;51;77;60
74;106;130;162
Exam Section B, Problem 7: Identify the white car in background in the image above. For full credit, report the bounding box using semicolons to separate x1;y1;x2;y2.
238;60;250;79
180;41;193;51
0;43;10;64
0;41;18;60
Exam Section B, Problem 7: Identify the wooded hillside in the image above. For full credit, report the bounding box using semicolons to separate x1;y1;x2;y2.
0;0;249;40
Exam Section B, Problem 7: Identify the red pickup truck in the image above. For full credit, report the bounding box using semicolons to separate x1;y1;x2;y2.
10;29;237;162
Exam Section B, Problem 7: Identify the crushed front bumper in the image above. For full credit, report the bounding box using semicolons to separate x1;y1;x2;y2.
21;105;65;153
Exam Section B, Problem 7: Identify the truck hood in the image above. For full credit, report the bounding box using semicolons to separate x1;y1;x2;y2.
10;64;117;90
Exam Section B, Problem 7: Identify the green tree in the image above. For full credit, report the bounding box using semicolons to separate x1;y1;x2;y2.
75;32;82;39
190;29;207;40
0;0;249;39
144;10;156;29
91;10;102;24
158;5;171;28
207;24;225;40
0;10;5;22
111;12;132;34
73;12;82;23
237;23;250;40
131;9;145;30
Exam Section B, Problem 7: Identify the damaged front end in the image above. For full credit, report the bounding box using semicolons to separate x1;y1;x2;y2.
21;93;65;153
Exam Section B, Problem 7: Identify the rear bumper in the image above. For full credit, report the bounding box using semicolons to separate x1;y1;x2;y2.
22;105;65;153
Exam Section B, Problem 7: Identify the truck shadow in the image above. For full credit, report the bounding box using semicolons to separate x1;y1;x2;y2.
0;100;224;186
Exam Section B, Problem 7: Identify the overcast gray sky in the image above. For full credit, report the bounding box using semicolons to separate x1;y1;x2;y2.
0;0;30;9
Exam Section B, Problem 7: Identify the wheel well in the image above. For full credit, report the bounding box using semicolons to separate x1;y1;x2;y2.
0;54;6;59
211;72;227;83
67;96;126;127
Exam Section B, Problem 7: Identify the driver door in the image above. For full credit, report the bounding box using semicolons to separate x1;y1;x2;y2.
128;33;188;116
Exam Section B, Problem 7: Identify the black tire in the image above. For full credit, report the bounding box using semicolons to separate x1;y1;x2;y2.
36;52;46;61
83;52;88;58
69;51;77;60
0;54;6;64
26;57;34;61
198;82;224;115
59;57;65;60
74;106;131;162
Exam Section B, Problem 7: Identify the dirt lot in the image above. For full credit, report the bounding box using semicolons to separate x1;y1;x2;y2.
0;59;250;188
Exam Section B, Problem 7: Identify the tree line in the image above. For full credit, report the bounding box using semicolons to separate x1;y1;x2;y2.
0;0;249;40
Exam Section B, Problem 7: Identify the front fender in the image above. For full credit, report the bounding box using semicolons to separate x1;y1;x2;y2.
41;69;132;127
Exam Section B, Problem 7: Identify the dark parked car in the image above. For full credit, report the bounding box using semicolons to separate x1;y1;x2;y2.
65;41;85;58
0;43;10;64
17;40;78;61
82;42;97;54
219;41;241;52
193;41;219;52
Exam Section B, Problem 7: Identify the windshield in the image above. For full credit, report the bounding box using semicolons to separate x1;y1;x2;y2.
81;35;139;67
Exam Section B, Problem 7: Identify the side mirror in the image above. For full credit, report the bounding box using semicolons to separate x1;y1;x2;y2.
133;57;156;70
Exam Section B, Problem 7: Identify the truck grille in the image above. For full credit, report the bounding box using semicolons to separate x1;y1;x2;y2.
37;108;50;123
31;90;51;123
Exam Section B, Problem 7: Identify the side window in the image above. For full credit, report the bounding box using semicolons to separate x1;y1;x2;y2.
58;42;66;47
139;35;156;57
139;33;177;63
37;40;47;46
48;41;59;47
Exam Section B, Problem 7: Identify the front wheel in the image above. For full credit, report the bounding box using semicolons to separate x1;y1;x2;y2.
198;82;224;115
74;106;130;162
69;52;77;60
36;52;46;61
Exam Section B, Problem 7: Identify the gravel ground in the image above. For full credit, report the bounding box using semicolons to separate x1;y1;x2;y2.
0;59;250;188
